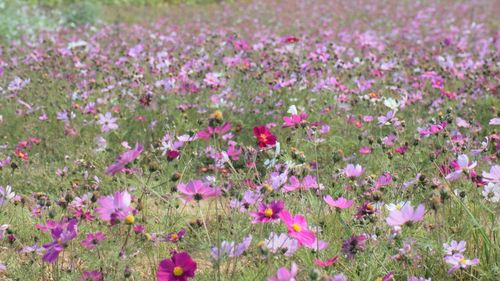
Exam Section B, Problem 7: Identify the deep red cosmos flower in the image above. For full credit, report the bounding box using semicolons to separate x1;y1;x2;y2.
253;126;277;148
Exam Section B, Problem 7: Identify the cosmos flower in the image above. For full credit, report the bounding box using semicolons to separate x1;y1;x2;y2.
176;180;221;203
253;126;277;148
282;112;308;128
95;191;134;222
80;271;103;281
264;232;299;256
250;200;284;223
482;165;500;183
105;143;143;175
314;256;338;267
482;183;500;202
386;203;425;226
0;185;15;206
445;154;477;181
42;218;78;263
341;234;367;259
164;228;186;243
443;240;466;256
279;210;316;246
283;175;319;192
157;251;197;281
323;196;354;209
80;232;106;250
268;262;298;281
211;235;252;260
444;254;479;274
344;164;364;178
97;112;118;133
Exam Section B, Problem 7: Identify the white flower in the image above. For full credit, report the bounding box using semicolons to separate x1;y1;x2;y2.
482;183;500;203
385;201;409;211
0;185;15;206
384;97;400;111
287;105;298;115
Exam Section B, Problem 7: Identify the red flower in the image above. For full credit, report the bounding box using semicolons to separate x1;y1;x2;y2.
253;126;276;148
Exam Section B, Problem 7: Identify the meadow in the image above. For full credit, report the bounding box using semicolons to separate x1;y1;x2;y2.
0;0;499;280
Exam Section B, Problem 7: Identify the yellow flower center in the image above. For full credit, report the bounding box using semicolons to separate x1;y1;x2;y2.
292;223;302;232
125;214;135;224
264;208;273;217
458;258;467;265
260;134;268;142
212;110;223;120
263;184;273;192
375;278;383;281
171;233;178;240
173;266;184;277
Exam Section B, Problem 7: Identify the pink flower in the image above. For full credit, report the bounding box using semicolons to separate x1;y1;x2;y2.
157;251;197;281
253;126;277;148
386;203;425;226
482;165;500;183
105;143;144;176
197;123;231;140
279;210;316;246
283;175;318;192
268;262;298;281
445;154;477;181
324;196;353;209
81;232;106;250
95;191;134;222
177;180;221;203
359;146;372;154
344;164;364;178
250;200;284;223
283;112;308;128
314;256;338;267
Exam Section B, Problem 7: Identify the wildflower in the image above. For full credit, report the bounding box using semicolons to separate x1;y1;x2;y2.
211;235;252;260
407;277;431;281
95;191;134;222
105;143;143;175
482;165;500;183
444;254;479;274
344;164;364;178
324;196;354;210
355;201;377;220
268;262;298;281
176;180;221;203
386;203;425;226
279;210;316;246
282;112;308;128
314;256;338;267
0;225;8;240
445;155;477;181
42;218;78;263
443;240;466;256
80;271;103;281
264;232;298;256
197;123;231;140
0;185;15;206
330;273;348;281
482;183;500;202
97;112;118;133
250;200;284;223
157;251;197;281
341;234;367;259
253;126;277;148
283;175;319;192
164;228;186;243
80;232;106;250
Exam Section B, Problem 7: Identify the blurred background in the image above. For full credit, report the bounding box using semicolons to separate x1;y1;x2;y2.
0;0;228;42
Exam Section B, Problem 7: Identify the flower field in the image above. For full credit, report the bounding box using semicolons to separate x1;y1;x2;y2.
0;0;499;280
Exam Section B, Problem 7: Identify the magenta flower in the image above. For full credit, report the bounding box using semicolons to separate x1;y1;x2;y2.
279;210;316;246
313;256;338;267
197;123;231;140
42;218;78;263
176;180;221;203
157;251;197;281
268;262;298;281
80;271;103;281
282;112;308;128
250;200;284;223
386;203;425;226
344;164;364;178
95;191;134;222
324;196;353;209
444;254;479;274
105;143;144;175
445;154;477;181
80;232;106;250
